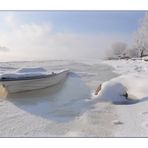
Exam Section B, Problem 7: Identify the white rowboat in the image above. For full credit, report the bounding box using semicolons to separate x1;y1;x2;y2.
0;69;69;93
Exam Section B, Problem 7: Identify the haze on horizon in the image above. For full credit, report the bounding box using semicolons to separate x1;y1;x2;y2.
0;11;145;61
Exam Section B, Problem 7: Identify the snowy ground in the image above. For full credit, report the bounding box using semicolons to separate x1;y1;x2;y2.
0;73;117;137
103;59;148;75
0;61;117;137
103;59;148;137
1;59;148;137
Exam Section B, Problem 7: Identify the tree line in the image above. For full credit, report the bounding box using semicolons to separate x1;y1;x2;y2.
107;13;148;60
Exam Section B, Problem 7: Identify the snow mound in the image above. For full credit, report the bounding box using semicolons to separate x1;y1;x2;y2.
5;72;91;122
116;74;148;100
16;67;47;73
0;67;49;79
97;80;128;103
95;73;148;103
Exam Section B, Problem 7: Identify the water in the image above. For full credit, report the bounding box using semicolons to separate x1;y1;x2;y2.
0;60;118;137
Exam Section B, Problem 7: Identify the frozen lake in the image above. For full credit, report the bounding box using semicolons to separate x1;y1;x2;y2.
0;60;118;90
0;60;118;137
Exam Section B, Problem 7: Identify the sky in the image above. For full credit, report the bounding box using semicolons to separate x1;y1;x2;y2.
0;11;146;61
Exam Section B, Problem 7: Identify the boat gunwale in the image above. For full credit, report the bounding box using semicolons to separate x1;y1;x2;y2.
0;70;68;82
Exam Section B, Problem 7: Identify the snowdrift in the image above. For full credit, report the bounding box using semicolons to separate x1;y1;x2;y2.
4;72;91;122
0;67;48;79
95;73;148;104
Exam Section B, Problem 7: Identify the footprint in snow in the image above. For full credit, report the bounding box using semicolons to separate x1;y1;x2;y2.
113;120;124;125
141;111;148;115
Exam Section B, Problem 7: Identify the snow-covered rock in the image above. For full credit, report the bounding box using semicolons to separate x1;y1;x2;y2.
96;73;148;103
97;79;127;103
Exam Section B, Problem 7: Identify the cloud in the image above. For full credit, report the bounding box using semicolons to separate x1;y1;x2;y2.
0;13;131;61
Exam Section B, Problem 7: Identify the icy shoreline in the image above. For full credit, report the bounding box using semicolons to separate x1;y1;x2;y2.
0;68;117;137
2;59;146;137
102;59;148;137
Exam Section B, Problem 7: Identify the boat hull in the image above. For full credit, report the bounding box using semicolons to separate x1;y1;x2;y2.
1;70;69;93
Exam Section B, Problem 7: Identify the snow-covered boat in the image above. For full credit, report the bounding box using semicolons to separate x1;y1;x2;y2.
0;68;69;93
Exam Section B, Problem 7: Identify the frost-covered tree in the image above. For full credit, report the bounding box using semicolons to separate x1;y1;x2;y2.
134;13;148;57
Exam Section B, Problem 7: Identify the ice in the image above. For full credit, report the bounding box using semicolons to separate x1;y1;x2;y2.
3;59;146;137
101;59;148;137
0;60;119;137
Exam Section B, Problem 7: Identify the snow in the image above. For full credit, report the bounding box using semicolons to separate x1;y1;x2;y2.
95;73;148;103
0;68;70;80
0;73;47;79
0;60;119;137
99;59;148;137
1;59;148;137
16;67;47;73
0;72;96;137
0;67;49;79
103;59;148;75
96;80;127;103
100;60;148;101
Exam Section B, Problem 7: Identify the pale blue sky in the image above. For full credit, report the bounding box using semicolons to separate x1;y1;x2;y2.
0;11;145;34
0;11;146;61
